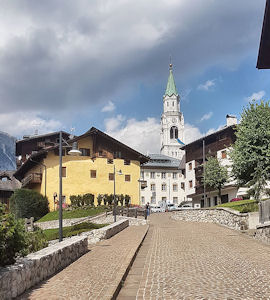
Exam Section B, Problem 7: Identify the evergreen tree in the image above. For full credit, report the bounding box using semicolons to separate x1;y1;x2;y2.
231;101;270;201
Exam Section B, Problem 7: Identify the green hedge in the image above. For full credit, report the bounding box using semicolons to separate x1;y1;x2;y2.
10;189;49;221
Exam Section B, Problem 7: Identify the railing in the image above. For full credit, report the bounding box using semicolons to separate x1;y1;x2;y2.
259;200;270;224
21;173;42;187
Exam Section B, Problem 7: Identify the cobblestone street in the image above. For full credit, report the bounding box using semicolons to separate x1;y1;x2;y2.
118;213;270;300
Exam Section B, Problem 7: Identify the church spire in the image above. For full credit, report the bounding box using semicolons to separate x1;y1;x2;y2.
165;63;178;97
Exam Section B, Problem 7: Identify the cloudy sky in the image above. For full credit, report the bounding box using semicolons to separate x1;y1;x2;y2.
0;0;269;154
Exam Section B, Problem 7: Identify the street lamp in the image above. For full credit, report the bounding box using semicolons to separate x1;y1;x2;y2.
113;165;123;222
59;131;81;242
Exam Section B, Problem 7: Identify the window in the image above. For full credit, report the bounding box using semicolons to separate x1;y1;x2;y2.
173;197;178;204
141;196;145;204
167;101;169;106
162;197;167;202
62;167;66;177
140;171;144;178
172;101;174;106
109;173;114;181
150;184;155;191
98;150;103;156
173;184;178;192
90;170;96;178
107;159;113;164
170;126;178;139
113;151;122;159
161;172;166;179
80;148;90;156
181;182;185;190
125;175;131;182
150;172;155;179
124;159;130;165
161;183;166;191
221;150;227;159
151;197;156;204
189;180;193;188
188;162;192;170
173;172;177;179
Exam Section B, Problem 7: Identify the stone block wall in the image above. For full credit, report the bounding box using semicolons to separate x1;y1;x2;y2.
254;222;270;244
0;236;88;299
172;208;249;230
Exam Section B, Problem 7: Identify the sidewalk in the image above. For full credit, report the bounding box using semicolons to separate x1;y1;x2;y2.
18;225;148;300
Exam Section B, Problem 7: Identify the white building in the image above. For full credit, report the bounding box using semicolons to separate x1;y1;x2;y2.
140;64;187;207
140;154;186;207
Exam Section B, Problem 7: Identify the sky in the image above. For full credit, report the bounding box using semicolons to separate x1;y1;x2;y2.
0;0;269;154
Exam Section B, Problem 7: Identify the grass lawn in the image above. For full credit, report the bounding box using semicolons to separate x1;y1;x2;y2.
216;199;258;213
43;222;108;241
38;206;109;222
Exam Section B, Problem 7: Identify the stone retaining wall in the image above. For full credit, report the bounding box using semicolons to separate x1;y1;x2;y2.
0;236;88;299
254;222;270;244
82;219;129;244
172;208;249;230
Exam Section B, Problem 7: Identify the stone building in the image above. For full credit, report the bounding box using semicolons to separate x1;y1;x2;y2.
0;171;21;209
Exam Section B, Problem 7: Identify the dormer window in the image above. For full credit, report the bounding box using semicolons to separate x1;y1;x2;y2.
0;176;10;182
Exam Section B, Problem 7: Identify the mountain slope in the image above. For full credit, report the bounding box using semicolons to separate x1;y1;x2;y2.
0;131;16;170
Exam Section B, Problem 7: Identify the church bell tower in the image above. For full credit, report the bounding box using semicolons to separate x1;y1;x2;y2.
160;64;185;159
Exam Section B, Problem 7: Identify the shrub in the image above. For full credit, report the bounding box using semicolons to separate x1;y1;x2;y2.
70;195;78;208
107;194;114;206
25;227;48;254
124;194;131;207
119;194;125;206
83;193;94;206
0;204;28;266
10;189;49;221
97;194;103;206
103;194;108;206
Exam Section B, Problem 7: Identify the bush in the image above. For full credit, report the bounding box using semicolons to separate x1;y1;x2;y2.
124;194;131;207
97;194;103;206
119;194;125;206
0;203;28;266
83;193;94;206
107;194;114;206
103;194;108;206
10;189;49;221
26;227;48;254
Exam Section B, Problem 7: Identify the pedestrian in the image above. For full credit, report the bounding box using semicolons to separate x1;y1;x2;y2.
146;202;150;216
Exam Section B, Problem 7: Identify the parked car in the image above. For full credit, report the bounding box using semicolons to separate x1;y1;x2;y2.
178;204;194;210
167;203;177;211
151;206;162;213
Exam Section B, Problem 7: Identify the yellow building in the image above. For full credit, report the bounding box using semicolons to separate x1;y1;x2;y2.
14;127;148;211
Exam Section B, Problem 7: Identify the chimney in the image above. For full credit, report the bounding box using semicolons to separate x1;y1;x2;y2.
226;114;237;126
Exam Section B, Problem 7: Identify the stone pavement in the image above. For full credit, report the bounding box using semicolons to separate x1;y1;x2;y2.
118;213;270;300
18;225;148;300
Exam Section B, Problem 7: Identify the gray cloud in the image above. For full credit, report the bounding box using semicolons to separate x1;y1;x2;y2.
0;0;265;115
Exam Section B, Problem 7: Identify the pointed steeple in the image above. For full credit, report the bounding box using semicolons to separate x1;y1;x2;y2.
165;64;178;97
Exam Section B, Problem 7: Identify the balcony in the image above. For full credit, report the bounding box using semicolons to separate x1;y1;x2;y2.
22;173;42;187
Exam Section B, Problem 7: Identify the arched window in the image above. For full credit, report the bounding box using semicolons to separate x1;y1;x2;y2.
170;126;178;139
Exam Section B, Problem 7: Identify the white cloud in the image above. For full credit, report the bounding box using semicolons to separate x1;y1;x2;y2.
0;112;62;138
200;111;213;122
101;101;116;112
104;115;204;154
245;90;266;102
184;124;203;144
198;79;216;91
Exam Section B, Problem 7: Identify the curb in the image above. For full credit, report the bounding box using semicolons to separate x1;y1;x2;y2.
103;225;149;300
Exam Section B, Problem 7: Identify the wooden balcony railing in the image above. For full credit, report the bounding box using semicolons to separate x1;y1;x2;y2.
22;173;42;187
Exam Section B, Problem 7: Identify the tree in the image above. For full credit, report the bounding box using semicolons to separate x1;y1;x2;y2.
10;189;49;221
203;156;228;205
231;101;270;201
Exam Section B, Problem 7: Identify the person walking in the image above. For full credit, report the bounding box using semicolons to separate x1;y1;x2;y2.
146;202;150;216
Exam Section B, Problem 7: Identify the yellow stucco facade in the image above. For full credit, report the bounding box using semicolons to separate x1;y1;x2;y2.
27;136;141;210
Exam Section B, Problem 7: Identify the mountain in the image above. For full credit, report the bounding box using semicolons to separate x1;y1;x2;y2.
0;131;16;170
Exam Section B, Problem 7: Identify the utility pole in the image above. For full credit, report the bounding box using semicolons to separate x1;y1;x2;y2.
203;139;206;208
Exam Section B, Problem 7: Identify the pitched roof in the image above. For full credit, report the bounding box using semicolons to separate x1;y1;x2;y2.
142;153;185;169
0;171;21;191
165;65;178;97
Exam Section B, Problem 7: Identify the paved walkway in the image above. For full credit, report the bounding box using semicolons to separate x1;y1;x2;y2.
118;213;270;299
18;225;148;300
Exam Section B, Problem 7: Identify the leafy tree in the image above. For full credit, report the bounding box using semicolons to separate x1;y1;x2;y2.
231;101;270;201
10;189;49;221
97;194;103;206
203;156;228;205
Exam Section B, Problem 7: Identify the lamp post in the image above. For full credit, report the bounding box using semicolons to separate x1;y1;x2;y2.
113;165;123;222
58;131;81;242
